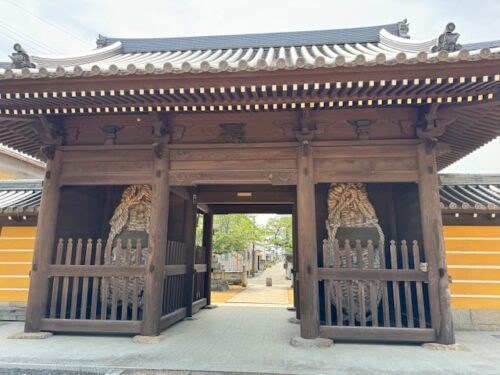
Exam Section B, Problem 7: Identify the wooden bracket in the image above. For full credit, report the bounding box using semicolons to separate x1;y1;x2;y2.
416;104;456;141
295;110;315;157
153;143;164;159
37;116;64;145
40;144;56;160
150;113;170;158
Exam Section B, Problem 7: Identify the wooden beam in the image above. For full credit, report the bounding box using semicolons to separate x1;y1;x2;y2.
202;213;214;306
319;326;436;342
317;268;428;282
183;191;197;317
25;150;62;333
192;298;208;314
159;307;186;331
296;145;320;339
197;203;210;214
171;186;190;200
141;148;170;336
196;191;296;204
209;204;293;214
417;143;455;345
40;319;142;334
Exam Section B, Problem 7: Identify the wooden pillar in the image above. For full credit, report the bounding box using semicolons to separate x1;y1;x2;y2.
25;151;62;332
296;145;320;339
202;213;213;306
183;191;197;317
292;204;300;318
417;143;455;345
141;148;170;336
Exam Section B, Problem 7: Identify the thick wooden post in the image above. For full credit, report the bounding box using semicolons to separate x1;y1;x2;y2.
183;191;197;317
417;143;455;344
141;148;170;336
202;213;213;305
292;204;300;318
296;145;320;339
25;151;62;332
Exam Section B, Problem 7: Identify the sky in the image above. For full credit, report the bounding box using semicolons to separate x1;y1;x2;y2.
0;0;499;173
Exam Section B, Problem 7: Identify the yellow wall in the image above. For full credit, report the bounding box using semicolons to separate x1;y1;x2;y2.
0;226;35;302
444;226;500;309
0;172;17;180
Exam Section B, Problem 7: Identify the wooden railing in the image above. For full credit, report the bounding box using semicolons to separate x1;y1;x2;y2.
319;238;435;342
43;238;146;334
162;239;187;316
43;237;209;334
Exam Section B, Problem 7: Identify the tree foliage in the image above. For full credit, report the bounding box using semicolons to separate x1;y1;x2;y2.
212;214;263;254
263;216;293;253
196;214;293;255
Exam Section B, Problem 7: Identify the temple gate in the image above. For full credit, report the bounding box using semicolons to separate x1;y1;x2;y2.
1;20;499;345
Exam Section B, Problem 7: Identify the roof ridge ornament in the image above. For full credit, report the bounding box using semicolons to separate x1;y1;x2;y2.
96;34;108;49
432;23;462;52
9;43;34;69
397;19;410;39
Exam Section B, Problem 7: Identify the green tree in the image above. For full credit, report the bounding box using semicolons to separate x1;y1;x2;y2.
211;214;263;254
264;216;293;253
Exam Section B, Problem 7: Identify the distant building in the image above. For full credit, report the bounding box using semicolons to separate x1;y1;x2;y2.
0;145;44;180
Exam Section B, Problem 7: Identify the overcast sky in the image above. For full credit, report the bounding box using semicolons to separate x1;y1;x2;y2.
0;0;499;173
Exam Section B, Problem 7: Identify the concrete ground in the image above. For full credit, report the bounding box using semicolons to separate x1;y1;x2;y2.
0;264;499;374
1;306;500;374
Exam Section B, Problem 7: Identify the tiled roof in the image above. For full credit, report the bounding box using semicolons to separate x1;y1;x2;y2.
2;21;498;80
0;180;42;213
97;22;402;53
439;174;500;211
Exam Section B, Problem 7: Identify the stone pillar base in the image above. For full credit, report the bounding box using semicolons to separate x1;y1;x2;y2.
290;336;333;348
422;343;469;351
132;334;167;344
204;304;218;309
8;332;53;339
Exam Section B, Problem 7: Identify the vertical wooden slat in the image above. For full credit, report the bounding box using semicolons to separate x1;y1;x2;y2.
70;239;83;319
333;239;343;326
121;239;132;320
356;239;366;327
60;238;73;320
80;239;93;320
345;240;355;327
49;238;64;319
322;239;332;326
412;240;426;328
25;151;62;332
401;240;414;328
390;240;402;327
90;239;102;320
378;242;390;327
111;239;122;320
132;239;142;321
101;239;112;320
367;240;378;327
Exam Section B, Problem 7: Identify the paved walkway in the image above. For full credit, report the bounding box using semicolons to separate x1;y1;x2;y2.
1;308;500;374
226;262;291;305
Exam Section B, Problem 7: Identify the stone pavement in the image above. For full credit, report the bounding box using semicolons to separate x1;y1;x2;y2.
226;263;290;305
1;306;500;374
